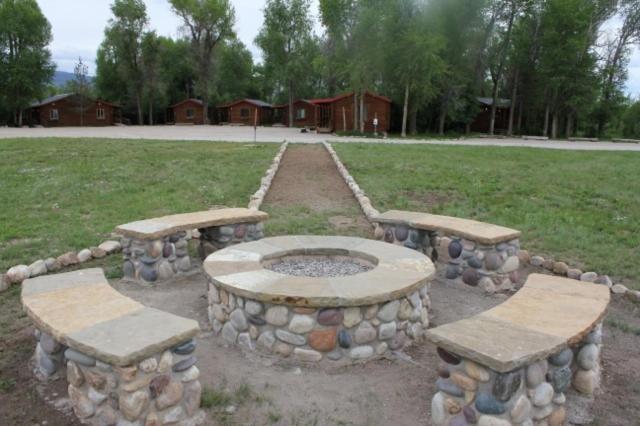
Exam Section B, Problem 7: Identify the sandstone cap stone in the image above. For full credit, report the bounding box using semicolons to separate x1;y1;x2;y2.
22;268;199;366
204;236;435;308
425;274;610;373
373;210;521;245
115;208;269;240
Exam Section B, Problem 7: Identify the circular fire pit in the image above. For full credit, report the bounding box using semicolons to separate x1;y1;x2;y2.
204;236;435;363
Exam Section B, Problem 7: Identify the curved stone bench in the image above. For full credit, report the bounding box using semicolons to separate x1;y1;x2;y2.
425;273;610;425
21;268;204;425
115;208;268;283
373;210;521;290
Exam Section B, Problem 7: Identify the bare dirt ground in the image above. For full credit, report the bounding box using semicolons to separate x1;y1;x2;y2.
2;144;639;425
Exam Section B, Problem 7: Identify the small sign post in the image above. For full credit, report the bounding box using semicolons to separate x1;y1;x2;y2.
373;114;379;136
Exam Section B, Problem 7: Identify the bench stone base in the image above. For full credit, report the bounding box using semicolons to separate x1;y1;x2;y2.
33;329;67;380
31;329;204;425
198;222;265;259
120;222;264;284
208;279;431;363
375;223;520;293
431;323;603;426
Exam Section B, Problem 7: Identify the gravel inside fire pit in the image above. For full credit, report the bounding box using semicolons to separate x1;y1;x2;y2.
266;257;374;277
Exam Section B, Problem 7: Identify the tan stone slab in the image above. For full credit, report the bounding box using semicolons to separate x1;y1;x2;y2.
425;316;567;373
483;274;609;345
205;236;435;307
23;283;144;341
21;268;107;297
67;308;199;366
425;273;610;372
115;208;268;240
373;210;521;244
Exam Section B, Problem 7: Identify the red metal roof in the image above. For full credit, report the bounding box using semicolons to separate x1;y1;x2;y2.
170;98;204;108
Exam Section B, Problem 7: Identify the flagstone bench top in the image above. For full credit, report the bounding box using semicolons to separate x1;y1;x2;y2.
204;235;435;307
425;274;610;373
115;208;269;240
373;210;521;245
21;268;199;366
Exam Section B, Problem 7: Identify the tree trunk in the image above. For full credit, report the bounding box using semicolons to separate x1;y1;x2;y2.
489;1;517;136
507;69;519;136
516;100;523;133
551;112;558;139
543;104;550;137
136;93;144;126
17;109;23;127
353;93;358;131
401;83;410;138
202;101;209;126
359;90;365;133
149;100;154;126
438;102;447;135
565;113;573;138
409;107;417;136
288;81;294;128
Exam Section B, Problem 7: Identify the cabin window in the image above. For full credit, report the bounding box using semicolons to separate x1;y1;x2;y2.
96;108;105;120
240;108;250;118
296;108;306;120
186;108;195;119
49;109;59;121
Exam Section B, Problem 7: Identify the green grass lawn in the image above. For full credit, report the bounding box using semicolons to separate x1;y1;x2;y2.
0;138;278;271
334;143;640;288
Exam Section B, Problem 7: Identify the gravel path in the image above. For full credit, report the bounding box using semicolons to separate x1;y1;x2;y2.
2;126;640;151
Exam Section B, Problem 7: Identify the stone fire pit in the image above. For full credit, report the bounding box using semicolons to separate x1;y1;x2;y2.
204;236;435;363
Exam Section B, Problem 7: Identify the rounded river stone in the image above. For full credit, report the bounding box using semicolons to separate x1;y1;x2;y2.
141;266;158;282
446;264;460;279
484;253;502;271
172;356;197;372
394;226;409;242
248;314;267;326
549;348;573;366
172;340;196;355
467;256;483;269
436;378;464;397
384;229;394;243
475;393;506;415
493;371;522;402
338;330;352;348
437;347;462;365
317;308;343;326
551;365;572;393
462;268;479;287
448;240;463;259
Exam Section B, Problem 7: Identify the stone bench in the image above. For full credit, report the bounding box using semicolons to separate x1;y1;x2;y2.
21;268;204;425
373;210;521;290
115;208;268;283
425;273;610;425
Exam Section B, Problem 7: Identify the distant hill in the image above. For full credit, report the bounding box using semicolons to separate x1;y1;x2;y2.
51;71;95;87
52;71;75;87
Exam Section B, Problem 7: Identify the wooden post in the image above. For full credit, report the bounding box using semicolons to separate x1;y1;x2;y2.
254;108;258;143
342;107;347;132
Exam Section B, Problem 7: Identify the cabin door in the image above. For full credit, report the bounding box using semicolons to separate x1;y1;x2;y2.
317;104;331;132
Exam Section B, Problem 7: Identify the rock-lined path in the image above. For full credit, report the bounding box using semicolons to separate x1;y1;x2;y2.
261;143;372;237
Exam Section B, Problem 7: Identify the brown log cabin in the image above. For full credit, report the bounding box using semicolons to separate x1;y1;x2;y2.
217;99;273;126
29;94;120;127
170;98;205;125
272;92;391;133
470;97;511;134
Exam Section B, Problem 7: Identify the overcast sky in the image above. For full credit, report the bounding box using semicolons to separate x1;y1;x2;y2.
38;0;640;97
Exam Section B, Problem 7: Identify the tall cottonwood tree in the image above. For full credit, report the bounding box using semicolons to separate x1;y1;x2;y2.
0;0;55;126
256;0;316;127
170;0;235;124
102;0;148;125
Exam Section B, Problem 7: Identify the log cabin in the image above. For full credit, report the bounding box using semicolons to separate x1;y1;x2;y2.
170;98;206;125
29;94;120;127
217;99;273;126
470;97;511;134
